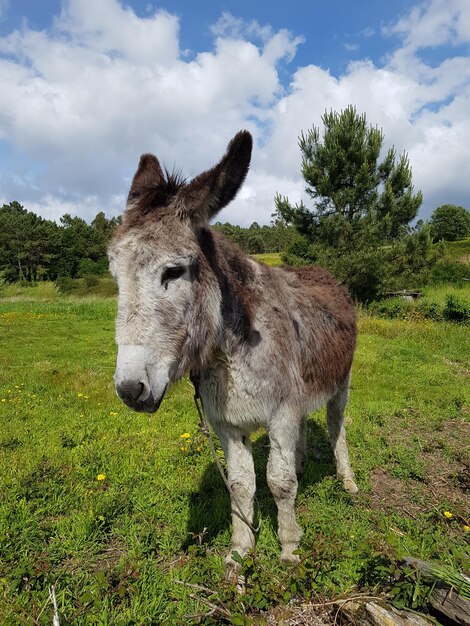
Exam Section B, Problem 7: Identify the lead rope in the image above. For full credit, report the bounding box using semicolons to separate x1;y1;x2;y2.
191;373;261;535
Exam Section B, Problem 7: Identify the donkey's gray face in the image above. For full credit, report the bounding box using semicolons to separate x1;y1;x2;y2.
108;220;201;412
108;131;252;412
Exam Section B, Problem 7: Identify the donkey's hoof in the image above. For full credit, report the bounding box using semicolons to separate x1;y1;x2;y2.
224;548;246;572
280;545;300;564
224;553;246;591
342;477;359;494
225;566;246;591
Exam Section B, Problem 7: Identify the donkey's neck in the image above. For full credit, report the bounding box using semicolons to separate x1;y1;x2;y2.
198;228;259;349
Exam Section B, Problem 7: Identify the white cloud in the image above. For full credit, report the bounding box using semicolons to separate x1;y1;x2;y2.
0;0;469;226
54;0;180;66
385;0;470;50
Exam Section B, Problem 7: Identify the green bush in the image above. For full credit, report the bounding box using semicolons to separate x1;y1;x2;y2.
284;236;312;260
55;276;79;294
281;251;311;267
430;260;470;285
91;277;117;297
83;274;99;288
54;276;117;297
368;298;413;319
415;300;442;321
443;294;470;323
368;292;469;324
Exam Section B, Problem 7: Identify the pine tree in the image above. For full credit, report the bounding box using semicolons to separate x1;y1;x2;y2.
275;106;434;300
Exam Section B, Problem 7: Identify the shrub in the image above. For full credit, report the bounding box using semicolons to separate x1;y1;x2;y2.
90;277;117;297
368;292;469;324
430;260;470;285
83;274;99;288
368;298;413;320
443;294;470;323
415;300;442;321
54;275;117;297
284;236;312;260
55;276;78;294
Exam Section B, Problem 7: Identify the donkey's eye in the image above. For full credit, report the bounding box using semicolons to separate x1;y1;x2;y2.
161;265;186;287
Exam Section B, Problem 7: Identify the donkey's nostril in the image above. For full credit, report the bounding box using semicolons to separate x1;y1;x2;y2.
117;380;145;403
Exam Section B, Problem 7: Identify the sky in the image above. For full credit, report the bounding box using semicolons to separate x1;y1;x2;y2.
0;0;469;226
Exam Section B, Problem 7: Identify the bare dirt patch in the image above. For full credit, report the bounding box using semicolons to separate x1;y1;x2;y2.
370;419;470;520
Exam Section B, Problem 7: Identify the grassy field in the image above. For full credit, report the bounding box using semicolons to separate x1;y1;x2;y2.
252;253;282;267
0;294;469;624
441;237;470;264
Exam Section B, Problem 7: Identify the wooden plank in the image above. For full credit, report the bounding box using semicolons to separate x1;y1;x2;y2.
430;586;470;626
336;598;433;625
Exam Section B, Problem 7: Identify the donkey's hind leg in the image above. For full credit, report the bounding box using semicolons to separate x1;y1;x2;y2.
326;375;358;494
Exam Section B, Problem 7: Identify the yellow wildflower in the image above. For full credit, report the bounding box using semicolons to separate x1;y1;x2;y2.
464;525;470;533
180;433;191;439
197;447;202;452
444;511;454;519
96;473;106;481
180;446;187;452
109;411;118;416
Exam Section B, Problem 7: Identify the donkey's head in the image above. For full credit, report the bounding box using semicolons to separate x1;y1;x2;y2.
108;131;252;412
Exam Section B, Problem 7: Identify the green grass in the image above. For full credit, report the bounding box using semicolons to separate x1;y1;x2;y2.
252;253;283;266
0;281;59;300
421;282;470;304
0;296;469;624
441;237;470;264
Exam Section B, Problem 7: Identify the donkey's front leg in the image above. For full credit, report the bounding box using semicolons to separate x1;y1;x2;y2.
267;415;303;564
215;425;256;569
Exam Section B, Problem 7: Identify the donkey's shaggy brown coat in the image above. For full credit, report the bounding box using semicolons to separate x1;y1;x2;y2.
108;131;358;568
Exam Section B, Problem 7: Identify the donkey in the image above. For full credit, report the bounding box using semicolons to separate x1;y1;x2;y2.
108;131;358;568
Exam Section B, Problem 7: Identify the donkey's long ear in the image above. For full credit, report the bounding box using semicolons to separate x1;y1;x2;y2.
127;153;165;204
177;130;252;225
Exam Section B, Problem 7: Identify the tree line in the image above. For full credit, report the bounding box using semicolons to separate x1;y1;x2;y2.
0;201;296;284
0;202;120;282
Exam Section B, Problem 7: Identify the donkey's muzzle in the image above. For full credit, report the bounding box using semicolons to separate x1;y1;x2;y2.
116;379;147;404
115;379;167;413
114;344;169;413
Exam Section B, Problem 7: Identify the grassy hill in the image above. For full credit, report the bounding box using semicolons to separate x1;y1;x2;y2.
440;237;470;264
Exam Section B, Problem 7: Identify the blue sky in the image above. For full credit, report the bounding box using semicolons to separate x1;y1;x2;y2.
0;0;469;225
